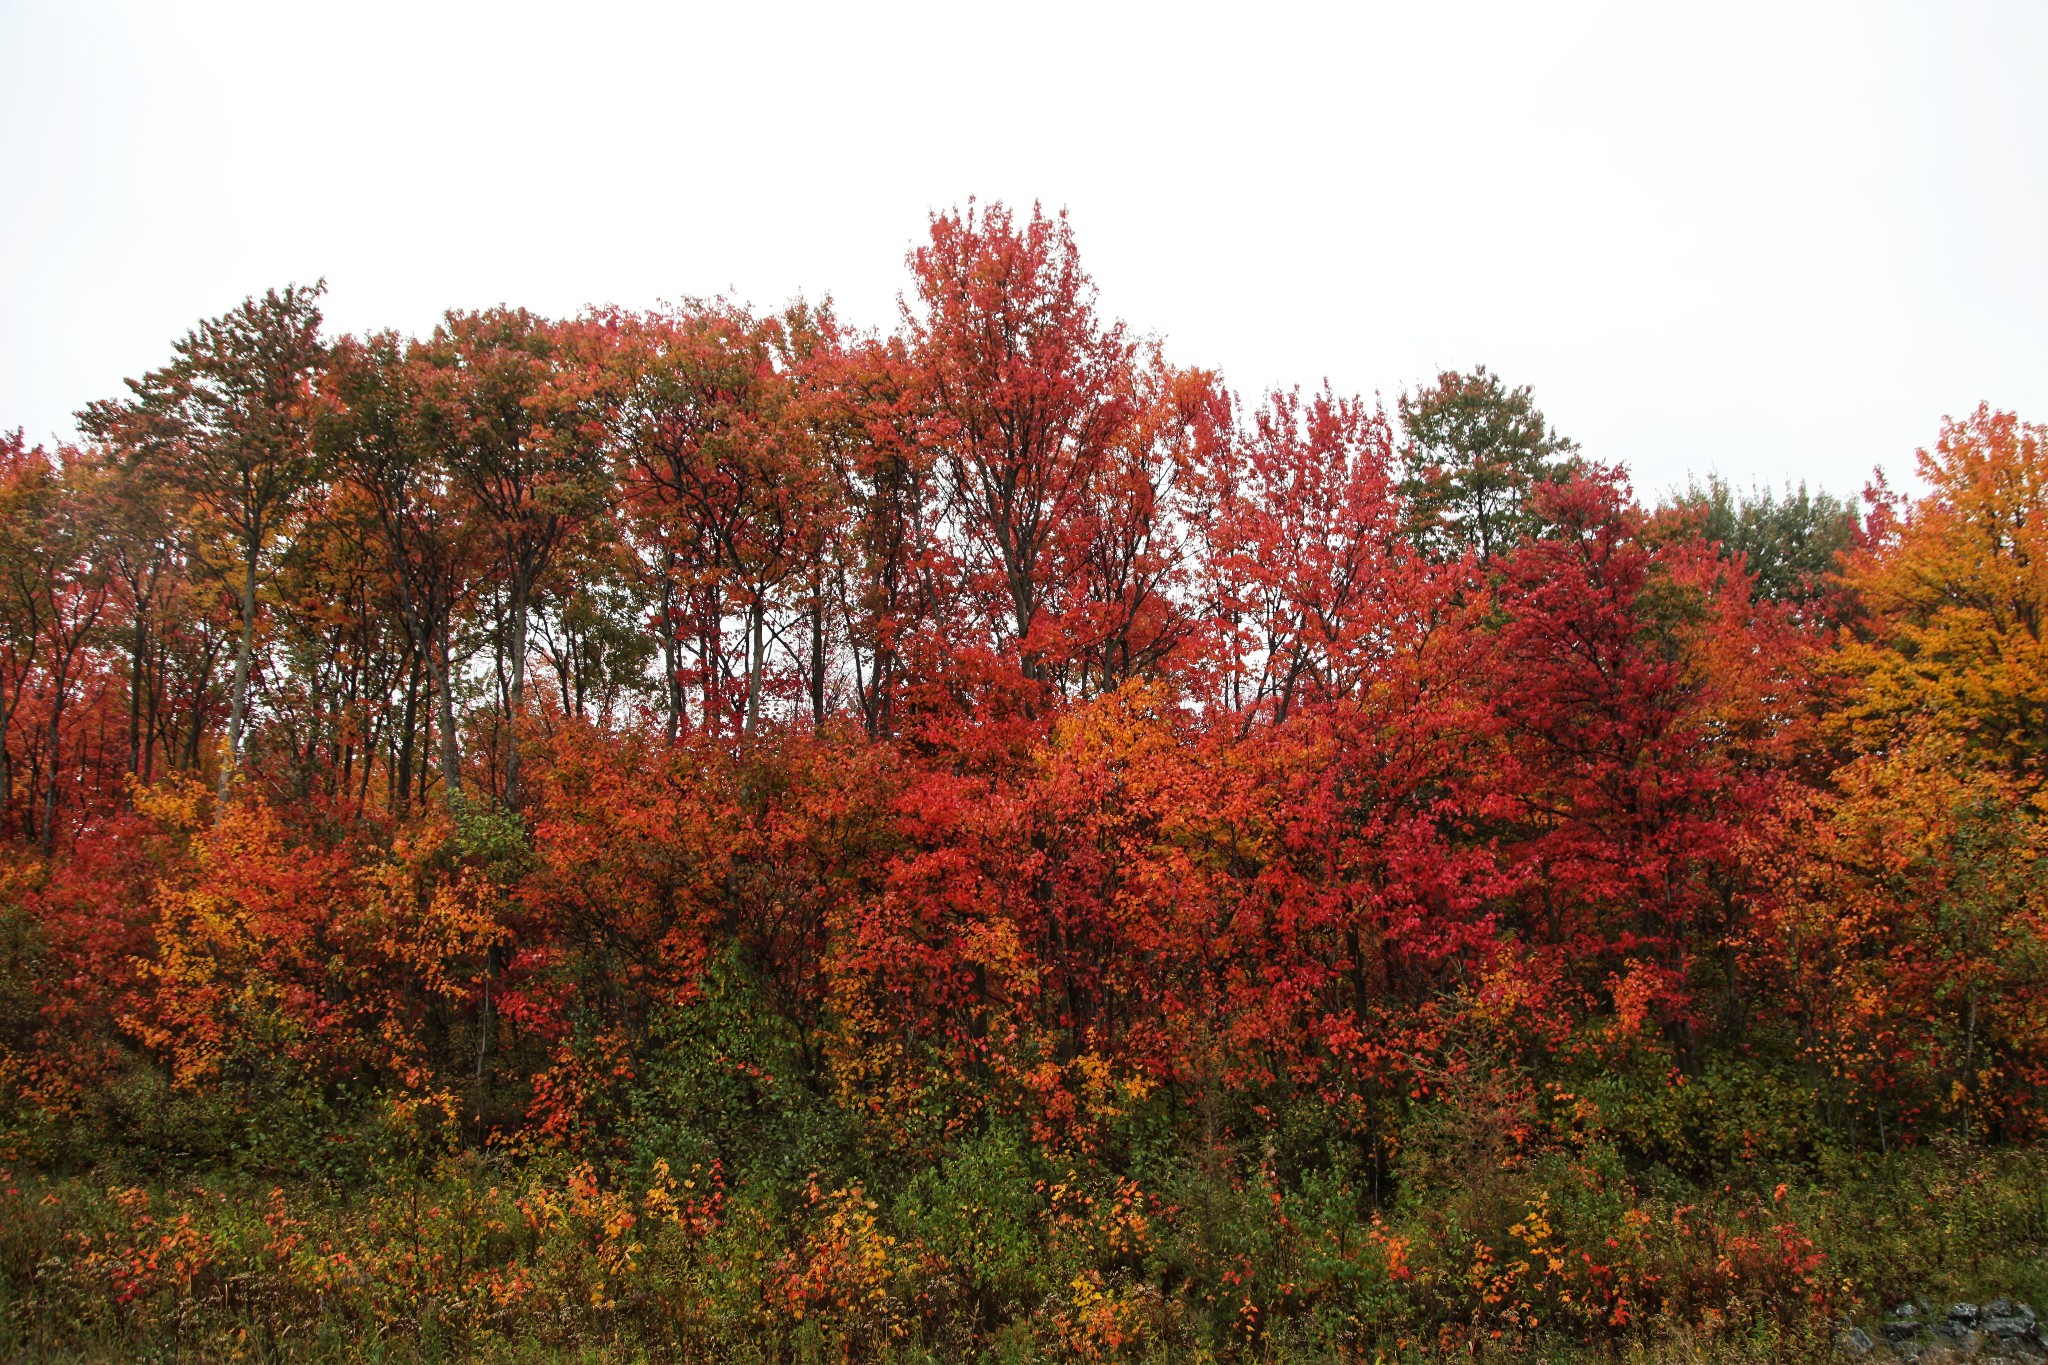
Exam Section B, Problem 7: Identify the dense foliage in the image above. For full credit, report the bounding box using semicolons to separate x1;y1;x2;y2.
2;203;2046;1361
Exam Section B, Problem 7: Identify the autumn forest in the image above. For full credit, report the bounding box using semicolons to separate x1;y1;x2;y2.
2;203;2045;1361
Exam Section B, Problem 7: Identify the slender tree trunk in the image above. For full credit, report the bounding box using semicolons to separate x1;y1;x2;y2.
128;613;147;774
809;584;826;727
142;633;160;782
505;574;528;806
660;546;680;743
434;611;462;802
221;554;259;799
418;686;432;808
416;671;431;808
355;707;377;807
182;699;203;769
182;635;222;773
703;582;721;735
1010;569;1039;683
394;645;421;815
744;595;764;735
551;625;575;720
39;660;68;855
0;675;13;839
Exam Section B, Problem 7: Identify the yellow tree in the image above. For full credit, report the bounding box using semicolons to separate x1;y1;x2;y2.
1837;405;2048;797
1792;407;2048;1140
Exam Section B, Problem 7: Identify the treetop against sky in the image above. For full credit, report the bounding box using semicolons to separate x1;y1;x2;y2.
2;1;2043;500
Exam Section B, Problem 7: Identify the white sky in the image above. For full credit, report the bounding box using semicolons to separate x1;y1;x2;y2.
4;1;2044;502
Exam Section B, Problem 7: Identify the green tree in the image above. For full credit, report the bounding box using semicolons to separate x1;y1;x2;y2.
80;284;328;797
1667;475;1856;617
1398;365;1579;561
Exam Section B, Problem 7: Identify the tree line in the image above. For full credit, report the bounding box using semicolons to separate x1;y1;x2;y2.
2;199;2044;1359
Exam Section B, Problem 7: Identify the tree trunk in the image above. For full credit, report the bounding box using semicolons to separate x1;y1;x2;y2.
221;554;259;799
809;586;826;727
1009;565;1038;683
434;612;462;802
660;546;680;743
142;630;160;781
806;593;823;732
39;661;68;855
394;645;421;815
128;613;147;774
744;595;764;735
703;582;721;735
505;574;528;806
0;674;13;839
183;635;222;773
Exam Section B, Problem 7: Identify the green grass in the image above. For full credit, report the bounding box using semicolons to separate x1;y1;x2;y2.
3;1139;2041;1363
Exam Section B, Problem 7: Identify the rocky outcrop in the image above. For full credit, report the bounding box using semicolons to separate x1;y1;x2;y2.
1839;1299;2043;1361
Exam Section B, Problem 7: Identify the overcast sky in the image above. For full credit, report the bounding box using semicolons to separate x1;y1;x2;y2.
3;1;2043;501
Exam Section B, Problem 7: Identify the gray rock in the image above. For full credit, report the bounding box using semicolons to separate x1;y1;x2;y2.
1983;1348;2048;1365
1937;1325;1985;1354
1863;1295;2043;1360
1984;1299;2042;1346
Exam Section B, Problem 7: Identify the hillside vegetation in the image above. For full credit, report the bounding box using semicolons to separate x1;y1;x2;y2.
2;204;2045;1360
